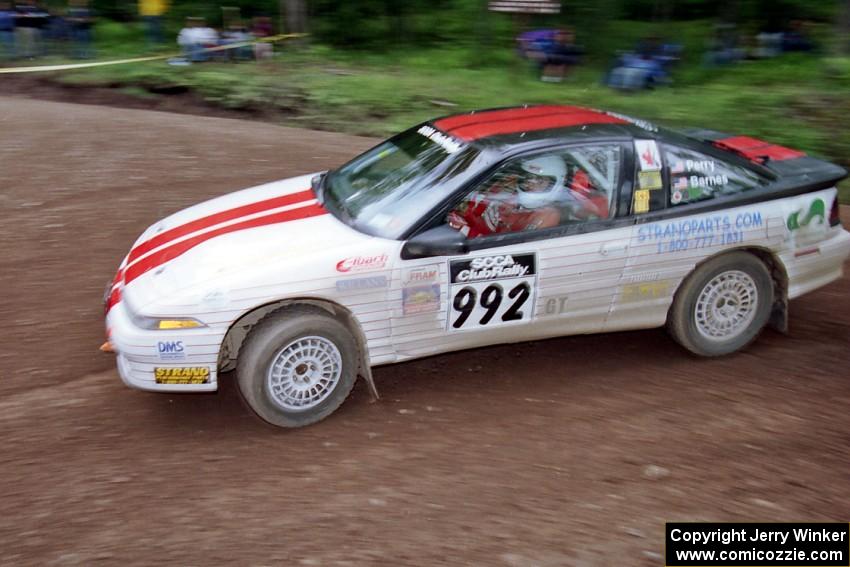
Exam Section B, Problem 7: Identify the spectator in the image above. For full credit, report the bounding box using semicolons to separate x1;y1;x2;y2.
15;1;49;58
781;20;815;53
177;17;217;63
251;16;273;60
703;22;746;66
139;0;167;48
540;28;583;82
0;1;15;60
220;21;253;61
45;7;70;56
67;0;93;59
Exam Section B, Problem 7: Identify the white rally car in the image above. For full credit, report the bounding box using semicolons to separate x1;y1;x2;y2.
104;105;850;427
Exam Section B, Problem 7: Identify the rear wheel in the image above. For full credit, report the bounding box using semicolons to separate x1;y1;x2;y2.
237;306;358;428
668;252;773;357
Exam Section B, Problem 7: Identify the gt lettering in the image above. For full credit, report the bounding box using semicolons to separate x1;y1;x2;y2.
544;296;569;315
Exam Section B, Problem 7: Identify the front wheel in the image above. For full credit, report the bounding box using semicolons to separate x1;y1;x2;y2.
668;252;774;357
237;306;358;428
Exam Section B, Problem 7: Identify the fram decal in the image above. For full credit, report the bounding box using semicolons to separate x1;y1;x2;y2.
403;264;440;285
157;341;185;361
336;276;388;291
336;254;388;273
154;366;210;385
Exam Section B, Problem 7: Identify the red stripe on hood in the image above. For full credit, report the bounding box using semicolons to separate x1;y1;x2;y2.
124;202;326;285
128;189;315;263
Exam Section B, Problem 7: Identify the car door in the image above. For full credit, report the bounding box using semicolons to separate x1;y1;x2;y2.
607;138;775;332
390;141;634;360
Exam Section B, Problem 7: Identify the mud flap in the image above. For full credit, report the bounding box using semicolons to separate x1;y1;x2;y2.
360;366;380;401
769;293;789;334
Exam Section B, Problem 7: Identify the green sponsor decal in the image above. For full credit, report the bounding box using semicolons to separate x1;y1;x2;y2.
787;198;825;231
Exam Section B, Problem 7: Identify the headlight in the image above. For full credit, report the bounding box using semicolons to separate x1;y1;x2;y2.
131;314;206;330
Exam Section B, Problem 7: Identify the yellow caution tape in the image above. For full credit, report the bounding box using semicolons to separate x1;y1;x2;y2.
0;33;307;74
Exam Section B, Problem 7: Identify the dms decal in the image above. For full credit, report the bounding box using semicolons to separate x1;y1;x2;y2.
157;340;185;361
154;366;210;385
336;254;388;273
448;253;537;331
336;275;388;291
450;254;536;284
402;284;441;315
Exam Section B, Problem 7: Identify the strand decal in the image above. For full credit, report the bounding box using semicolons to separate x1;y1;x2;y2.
124;202;326;284
154;367;210;385
336;254;388;273
448;253;537;331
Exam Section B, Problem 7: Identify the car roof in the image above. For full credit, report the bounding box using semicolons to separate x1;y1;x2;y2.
430;105;651;149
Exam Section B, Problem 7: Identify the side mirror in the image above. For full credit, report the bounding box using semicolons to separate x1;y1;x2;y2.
401;225;469;260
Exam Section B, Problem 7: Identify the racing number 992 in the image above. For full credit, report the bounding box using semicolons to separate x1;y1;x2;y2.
452;282;531;329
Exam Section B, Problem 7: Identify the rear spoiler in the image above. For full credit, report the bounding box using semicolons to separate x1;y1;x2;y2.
711;136;805;165
680;127;847;186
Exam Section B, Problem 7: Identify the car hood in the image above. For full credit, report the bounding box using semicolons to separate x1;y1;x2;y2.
117;173;382;313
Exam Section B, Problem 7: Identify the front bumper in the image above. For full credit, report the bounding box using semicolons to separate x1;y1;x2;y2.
106;299;220;393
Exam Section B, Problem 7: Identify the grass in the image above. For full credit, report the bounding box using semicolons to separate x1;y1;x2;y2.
21;19;850;201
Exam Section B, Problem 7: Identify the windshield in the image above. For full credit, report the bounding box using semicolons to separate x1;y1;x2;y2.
324;125;484;239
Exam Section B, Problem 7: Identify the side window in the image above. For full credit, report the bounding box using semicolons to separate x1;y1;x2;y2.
663;145;769;206
446;145;622;239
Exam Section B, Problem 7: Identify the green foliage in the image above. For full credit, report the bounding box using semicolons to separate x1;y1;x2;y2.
51;17;850;203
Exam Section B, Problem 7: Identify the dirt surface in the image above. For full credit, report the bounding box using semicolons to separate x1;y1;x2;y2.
2;97;849;566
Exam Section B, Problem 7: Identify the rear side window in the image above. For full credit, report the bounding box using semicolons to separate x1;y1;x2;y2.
662;145;769;206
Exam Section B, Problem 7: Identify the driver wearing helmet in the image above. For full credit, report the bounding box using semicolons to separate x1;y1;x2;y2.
448;155;566;238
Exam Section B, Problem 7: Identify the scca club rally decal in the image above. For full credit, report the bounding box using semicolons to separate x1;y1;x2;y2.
448;253;537;331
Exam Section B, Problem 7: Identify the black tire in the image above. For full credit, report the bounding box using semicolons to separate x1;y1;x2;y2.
236;305;358;428
667;251;773;357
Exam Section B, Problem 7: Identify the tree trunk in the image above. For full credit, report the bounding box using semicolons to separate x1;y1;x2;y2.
840;0;850;55
282;0;307;35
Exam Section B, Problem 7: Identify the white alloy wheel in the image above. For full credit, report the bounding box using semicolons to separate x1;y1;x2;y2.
694;270;759;342
266;336;343;411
